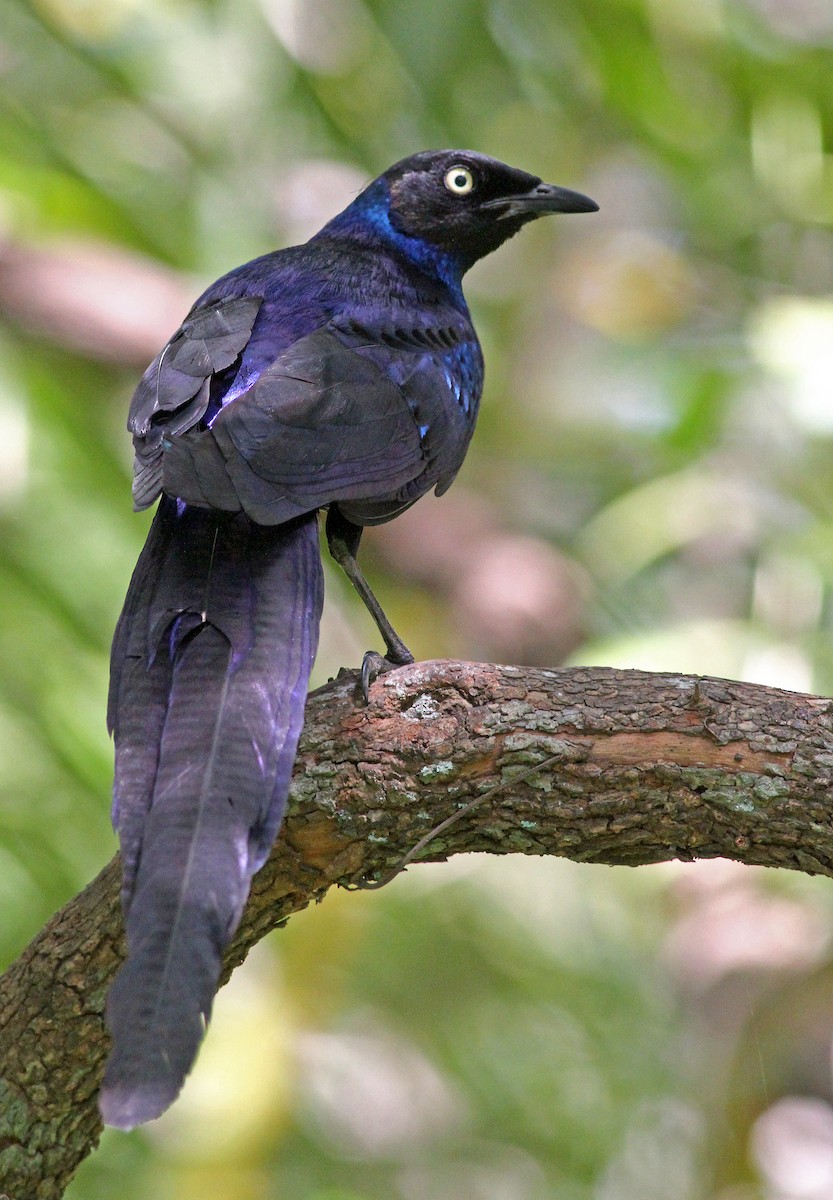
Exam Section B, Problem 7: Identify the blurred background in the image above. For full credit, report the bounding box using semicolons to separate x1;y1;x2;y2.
2;0;833;1195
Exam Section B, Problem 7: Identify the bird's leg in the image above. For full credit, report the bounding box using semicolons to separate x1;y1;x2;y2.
325;508;414;699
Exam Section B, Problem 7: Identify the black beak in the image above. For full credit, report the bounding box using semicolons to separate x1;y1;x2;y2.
482;182;599;220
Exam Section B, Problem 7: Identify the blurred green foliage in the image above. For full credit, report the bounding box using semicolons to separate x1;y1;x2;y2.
3;0;833;1195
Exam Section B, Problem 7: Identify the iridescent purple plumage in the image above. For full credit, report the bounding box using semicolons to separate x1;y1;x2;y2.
101;150;597;1128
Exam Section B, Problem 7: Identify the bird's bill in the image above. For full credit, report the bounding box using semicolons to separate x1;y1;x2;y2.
482;182;598;219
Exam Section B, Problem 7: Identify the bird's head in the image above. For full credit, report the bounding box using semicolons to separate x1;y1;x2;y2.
371;149;598;270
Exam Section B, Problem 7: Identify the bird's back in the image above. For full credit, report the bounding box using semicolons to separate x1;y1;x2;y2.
131;230;484;525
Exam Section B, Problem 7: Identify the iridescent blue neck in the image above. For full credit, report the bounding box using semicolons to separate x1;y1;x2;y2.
316;178;466;301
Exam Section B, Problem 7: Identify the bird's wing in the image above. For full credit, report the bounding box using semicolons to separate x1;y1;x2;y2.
325;317;483;525
160;321;472;525
129;295;263;509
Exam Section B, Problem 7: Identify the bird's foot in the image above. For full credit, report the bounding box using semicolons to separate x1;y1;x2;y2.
360;646;414;704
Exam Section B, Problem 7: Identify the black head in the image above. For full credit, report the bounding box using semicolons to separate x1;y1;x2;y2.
379;149;598;269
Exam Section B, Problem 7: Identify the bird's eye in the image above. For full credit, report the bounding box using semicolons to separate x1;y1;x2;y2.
444;166;475;195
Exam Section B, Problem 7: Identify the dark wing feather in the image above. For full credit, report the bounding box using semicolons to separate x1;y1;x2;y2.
162;327;430;524
129;296;262;510
329;318;483;524
161;319;483;526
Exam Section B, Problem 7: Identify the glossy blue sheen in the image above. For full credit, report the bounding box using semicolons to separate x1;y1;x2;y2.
329;176;468;298
196;180;484;449
104;150;591;1132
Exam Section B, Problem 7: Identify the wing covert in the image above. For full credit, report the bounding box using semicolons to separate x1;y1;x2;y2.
129;296;262;510
162;327;432;524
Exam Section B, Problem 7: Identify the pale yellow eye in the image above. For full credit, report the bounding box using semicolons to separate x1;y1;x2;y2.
444;166;475;195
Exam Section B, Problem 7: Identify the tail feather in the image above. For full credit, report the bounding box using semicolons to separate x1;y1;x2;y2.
100;498;323;1129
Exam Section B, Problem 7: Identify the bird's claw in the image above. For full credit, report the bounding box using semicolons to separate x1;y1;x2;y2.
360;648;414;703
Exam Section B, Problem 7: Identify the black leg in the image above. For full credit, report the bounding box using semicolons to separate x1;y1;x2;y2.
325;508;414;698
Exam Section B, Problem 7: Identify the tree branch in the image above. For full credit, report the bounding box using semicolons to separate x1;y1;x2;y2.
2;661;832;1196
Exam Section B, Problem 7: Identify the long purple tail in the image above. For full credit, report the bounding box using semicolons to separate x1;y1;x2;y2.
99;497;323;1129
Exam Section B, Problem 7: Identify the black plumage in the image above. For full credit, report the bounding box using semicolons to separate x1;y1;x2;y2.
101;149;597;1128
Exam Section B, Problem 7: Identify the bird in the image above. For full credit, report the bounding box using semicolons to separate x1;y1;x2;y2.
99;149;598;1130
